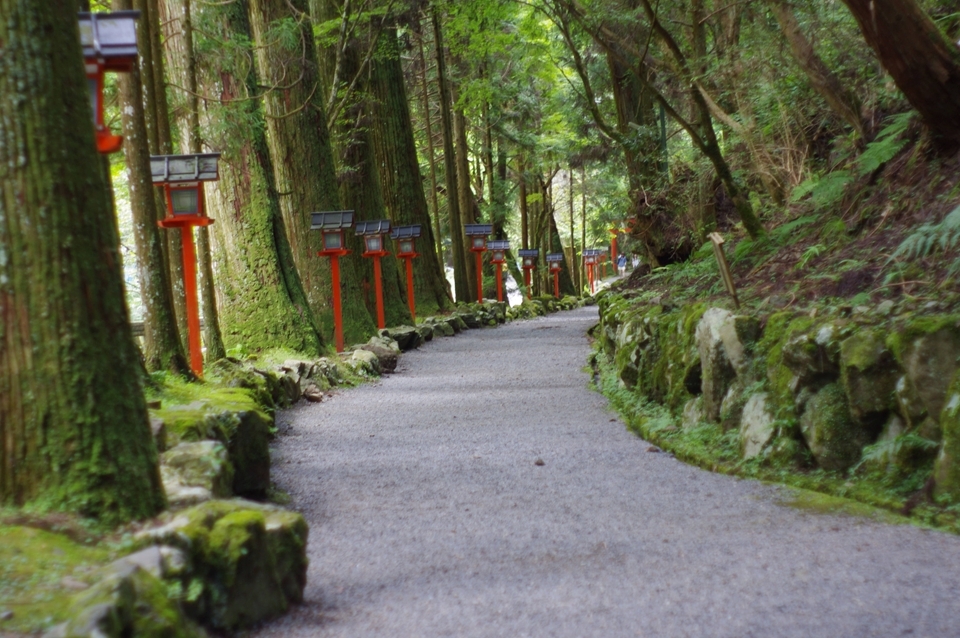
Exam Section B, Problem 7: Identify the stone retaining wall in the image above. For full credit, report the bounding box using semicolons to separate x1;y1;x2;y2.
595;291;960;500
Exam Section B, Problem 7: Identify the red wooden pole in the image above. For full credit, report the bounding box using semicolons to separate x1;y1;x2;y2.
589;263;595;294
611;230;618;263
475;251;484;303
331;255;344;352
523;269;531;299
180;227;203;376
553;271;560;298
496;263;503;302
373;255;385;329
404;256;416;323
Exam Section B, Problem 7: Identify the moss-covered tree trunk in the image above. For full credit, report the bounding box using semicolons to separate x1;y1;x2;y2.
369;27;453;316
164;0;325;354
310;0;411;328
548;211;577;295
113;0;191;375
454;102;479;300
0;0;165;522
248;0;375;344
432;8;470;303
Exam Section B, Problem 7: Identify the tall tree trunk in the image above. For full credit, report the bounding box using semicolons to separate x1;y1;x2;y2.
519;155;529;251
114;0;191;375
767;0;864;137
0;0;164;522
370;27;453;315
143;0;189;354
182;0;226;362
432;8;470;302
548;210;576;295
454;103;478;300
568;167;579;291
165;0;325;353
247;0;375;344
417;28;445;271
842;0;960;145
310;0;412;328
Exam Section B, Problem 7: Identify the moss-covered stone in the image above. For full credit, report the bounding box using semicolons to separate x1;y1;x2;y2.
892;317;960;425
799;383;870;471
695;308;737;423
137;500;308;630
46;564;206;638
161;442;234;507
839;328;898;426
934;372;960;501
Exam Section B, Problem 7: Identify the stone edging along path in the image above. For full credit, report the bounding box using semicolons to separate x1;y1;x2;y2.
252;305;960;637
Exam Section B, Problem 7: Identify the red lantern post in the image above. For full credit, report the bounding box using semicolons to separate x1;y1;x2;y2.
584;249;599;294
609;226;620;265
518;249;539;300
488;241;510;303
465;224;492;304
79;11;141;154
356;220;392;329
391;225;422;323
312;211;355;352
151;153;221;376
547;253;564;298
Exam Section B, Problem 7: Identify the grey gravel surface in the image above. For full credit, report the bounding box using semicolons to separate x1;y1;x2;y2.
252;306;960;638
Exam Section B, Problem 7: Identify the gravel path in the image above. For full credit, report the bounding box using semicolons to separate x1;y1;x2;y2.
252;306;960;638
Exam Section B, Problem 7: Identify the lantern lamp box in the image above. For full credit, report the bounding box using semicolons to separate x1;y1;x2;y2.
488;240;510;263
151;154;220;228
390;225;422;240
79;11;140;70
464;224;493;236
356;220;392;256
546;253;564;262
311;210;355;256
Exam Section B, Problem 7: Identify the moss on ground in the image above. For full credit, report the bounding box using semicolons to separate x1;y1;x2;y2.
0;525;115;633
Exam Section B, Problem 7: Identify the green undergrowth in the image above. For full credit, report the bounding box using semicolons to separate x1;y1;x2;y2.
0;525;117;634
593;349;960;534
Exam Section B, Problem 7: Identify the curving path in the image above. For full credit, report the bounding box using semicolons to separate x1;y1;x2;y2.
252;306;960;637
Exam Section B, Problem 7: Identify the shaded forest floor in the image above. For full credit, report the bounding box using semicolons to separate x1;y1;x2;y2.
618;135;960;314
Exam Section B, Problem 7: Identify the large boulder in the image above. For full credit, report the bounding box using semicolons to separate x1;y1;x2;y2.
739;393;776;459
137;500;308;630
799;383;869;471
161;441;234;507
839;329;898;427
695;308;737;423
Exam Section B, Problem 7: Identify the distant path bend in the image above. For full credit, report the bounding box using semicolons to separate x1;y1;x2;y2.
253;306;960;637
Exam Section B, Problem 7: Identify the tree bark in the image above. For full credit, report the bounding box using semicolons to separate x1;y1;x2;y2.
114;0;191;375
247;0;376;344
0;0;164;521
454;103;479;299
164;0;325;354
310;0;412;328
369;27;453;315
142;0;189;355
432;8;470;302
842;0;960;145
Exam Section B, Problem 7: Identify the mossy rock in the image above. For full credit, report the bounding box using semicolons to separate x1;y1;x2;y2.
138;500;308;630
161;442;234;507
934;372;960;501
46;564;206;638
695;307;737;423
206;359;276;410
839;328;898;426
892;317;960;426
381;325;422;351
799;383;871;471
150;387;272;498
